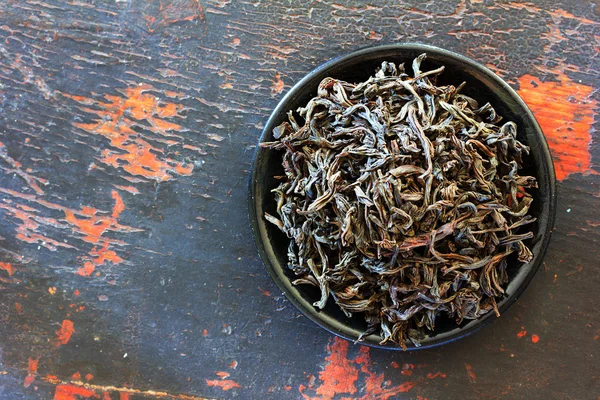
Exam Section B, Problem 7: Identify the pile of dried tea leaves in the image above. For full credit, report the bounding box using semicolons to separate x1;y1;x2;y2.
261;54;537;348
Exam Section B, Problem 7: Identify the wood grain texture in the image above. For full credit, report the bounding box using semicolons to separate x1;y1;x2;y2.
0;0;598;399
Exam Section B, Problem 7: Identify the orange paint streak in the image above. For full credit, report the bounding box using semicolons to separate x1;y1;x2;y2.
531;334;540;343
113;185;140;195
465;364;477;382
64;85;193;181
271;73;284;94
0;262;14;276
111;191;125;218
518;73;597;180
54;384;99;400
24;357;39;387
259;288;271;297
56;320;75;346
215;371;230;379
206;379;241;391
426;372;446;379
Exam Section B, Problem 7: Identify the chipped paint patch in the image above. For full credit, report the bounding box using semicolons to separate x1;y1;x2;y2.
54;384;98;400
517;73;597;181
206;379;241;391
23;357;39;387
465;364;477;382
64;84;194;182
0;262;14;277
146;0;205;32
56;319;75;346
531;334;540;343
271;72;284;95
299;338;445;399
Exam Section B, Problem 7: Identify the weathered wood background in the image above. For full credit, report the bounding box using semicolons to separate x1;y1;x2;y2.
0;0;599;399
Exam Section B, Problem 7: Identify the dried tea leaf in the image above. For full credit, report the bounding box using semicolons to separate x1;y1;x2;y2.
262;54;536;349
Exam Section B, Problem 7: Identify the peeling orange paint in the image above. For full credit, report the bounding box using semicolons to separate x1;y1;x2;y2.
156;0;205;27
517;329;527;338
0;188;140;263
54;384;98;400
64;205;129;244
215;371;230;379
206;379;241;391
465;364;477;382
113;185;140;195
518;73;597;181
310;338;358;398
0;202;76;251
0;262;14;276
64;84;193;181
46;378;208;399
271;72;284;95
299;338;443;400
77;262;96;277
23;357;39;387
531;334;540;344
56;319;75;346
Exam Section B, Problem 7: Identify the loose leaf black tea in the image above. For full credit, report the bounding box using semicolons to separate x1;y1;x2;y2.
261;54;537;349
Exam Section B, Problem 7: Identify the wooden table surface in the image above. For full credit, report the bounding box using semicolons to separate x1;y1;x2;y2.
1;1;599;399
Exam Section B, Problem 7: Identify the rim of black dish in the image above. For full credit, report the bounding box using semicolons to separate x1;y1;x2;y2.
248;43;557;350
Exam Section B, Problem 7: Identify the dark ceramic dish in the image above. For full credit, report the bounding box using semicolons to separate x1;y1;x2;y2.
249;44;557;350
